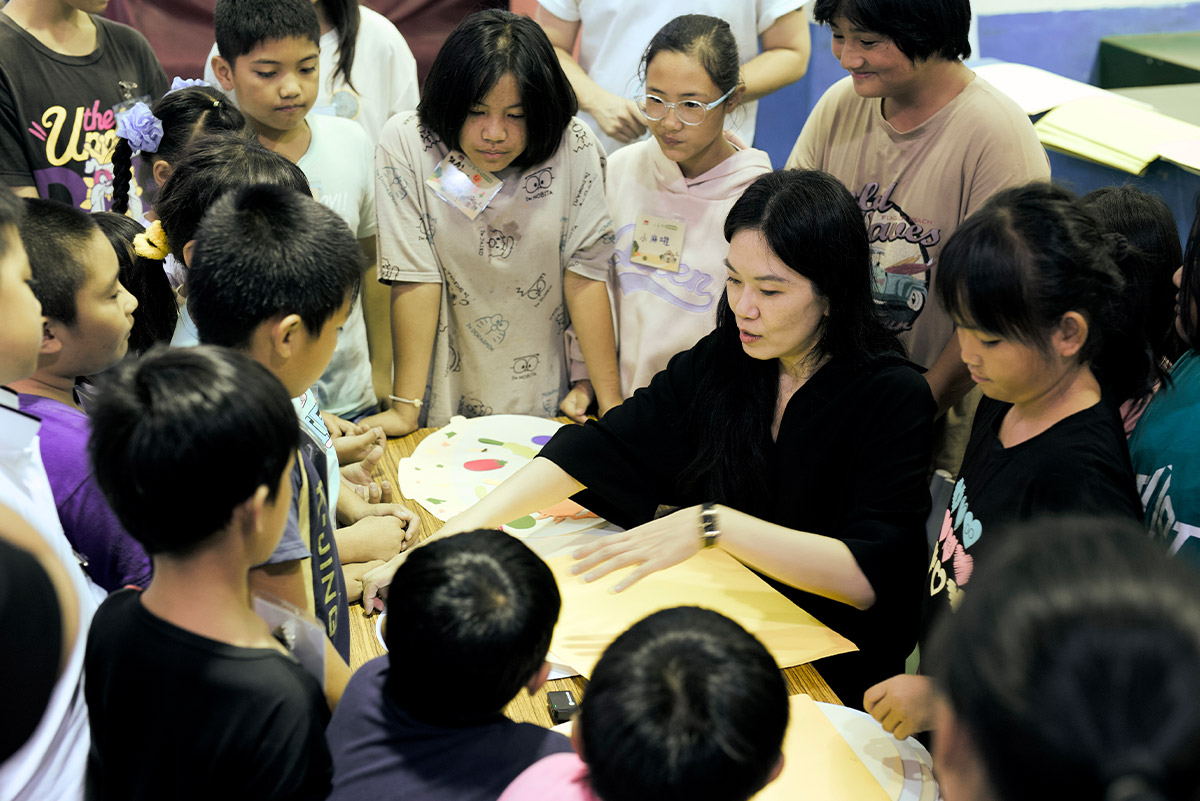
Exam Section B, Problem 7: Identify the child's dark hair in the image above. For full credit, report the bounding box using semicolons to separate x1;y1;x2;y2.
813;0;972;62
16;198;98;325
188;184;362;348
639;15;741;98
91;212;178;356
112;86;248;215
419;9;577;172
683;169;900;512
929;515;1200;801
0;181;24;259
1083;186;1185;369
323;0;362;92
155;131;310;264
581;607;788;801
383;529;560;725
937;182;1155;404
89;345;299;556
214;0;320;65
1179;197;1200;346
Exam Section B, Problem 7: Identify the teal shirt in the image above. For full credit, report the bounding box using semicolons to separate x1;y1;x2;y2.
1129;349;1200;567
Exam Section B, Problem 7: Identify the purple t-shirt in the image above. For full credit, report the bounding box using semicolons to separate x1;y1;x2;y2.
327;657;573;801
18;394;151;591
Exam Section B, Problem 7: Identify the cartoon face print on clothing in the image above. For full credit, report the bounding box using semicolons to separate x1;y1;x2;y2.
929;478;983;610
852;181;940;333
511;353;539;379
524;167;554;200
457;395;493;417
479;225;516;260
467;313;509;350
516;272;550;307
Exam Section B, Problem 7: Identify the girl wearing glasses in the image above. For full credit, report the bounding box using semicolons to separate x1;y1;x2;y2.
561;15;772;420
362;10;621;435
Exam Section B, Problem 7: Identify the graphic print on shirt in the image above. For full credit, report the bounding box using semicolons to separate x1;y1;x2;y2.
458;395;494;417
516;272;551;307
573;172;595;207
1138;464;1200;562
467;313;510;350
612;223;718;314
570;120;593;153
929;477;981;611
524;167;554;201
444;270;473;307
549;302;569;334
28;97;148;212
851;181;941;333
512;353;539;380
377;165;408;202
480;225;516;259
417;122;440;151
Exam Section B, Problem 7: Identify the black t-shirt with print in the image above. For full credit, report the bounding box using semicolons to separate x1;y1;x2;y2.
922;394;1143;645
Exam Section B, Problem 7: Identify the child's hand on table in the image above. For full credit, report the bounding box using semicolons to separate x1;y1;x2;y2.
863;674;936;740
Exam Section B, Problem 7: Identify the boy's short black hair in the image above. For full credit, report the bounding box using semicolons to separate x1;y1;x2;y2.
581;607;788;801
419;9;577;172
17;198;98;325
0;181;22;260
383;529;561;725
813;0;972;62
214;0;320;65
188;183;362;348
89;345;299;556
156;131;310;264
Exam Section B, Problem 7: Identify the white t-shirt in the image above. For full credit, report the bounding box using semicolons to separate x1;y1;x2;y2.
203;5;418;143
0;390;99;801
536;0;808;155
298;113;377;419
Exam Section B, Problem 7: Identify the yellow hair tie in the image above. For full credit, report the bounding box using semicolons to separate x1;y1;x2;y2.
133;220;170;260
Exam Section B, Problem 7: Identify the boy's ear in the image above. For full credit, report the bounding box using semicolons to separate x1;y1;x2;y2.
40;320;64;356
525;660;551;695
231;483;271;541
271;313;307;358
151;159;173;189
1052;311;1088;359
211;54;235;91
182;239;196;269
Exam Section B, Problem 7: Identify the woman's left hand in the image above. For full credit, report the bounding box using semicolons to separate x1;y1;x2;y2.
571;505;705;592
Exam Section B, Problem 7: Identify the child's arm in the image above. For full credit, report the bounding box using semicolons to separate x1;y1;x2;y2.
358;236;395;403
564;274;621;415
359;281;440;437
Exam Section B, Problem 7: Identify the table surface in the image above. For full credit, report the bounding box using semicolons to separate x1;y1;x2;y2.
348;422;842;726
1101;32;1200;68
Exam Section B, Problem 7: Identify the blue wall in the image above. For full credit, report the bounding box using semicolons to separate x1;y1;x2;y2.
754;4;1200;241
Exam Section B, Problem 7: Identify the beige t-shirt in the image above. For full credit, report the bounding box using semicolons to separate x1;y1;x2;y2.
376;113;613;427
786;75;1049;368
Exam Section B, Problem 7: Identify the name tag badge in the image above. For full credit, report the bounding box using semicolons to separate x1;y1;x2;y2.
630;213;686;271
426;151;503;220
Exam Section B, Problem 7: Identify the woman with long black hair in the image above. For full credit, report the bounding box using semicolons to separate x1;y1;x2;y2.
370;168;936;706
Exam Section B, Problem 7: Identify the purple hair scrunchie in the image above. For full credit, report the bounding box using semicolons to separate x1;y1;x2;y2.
115;102;164;154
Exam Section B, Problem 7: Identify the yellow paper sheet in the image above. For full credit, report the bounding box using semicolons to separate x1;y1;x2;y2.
1035;95;1200;175
546;548;857;679
755;695;892;801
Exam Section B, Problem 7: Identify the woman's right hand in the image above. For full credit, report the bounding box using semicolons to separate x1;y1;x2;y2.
359;405;419;439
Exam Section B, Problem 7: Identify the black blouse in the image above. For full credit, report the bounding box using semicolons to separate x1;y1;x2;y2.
540;331;936;702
